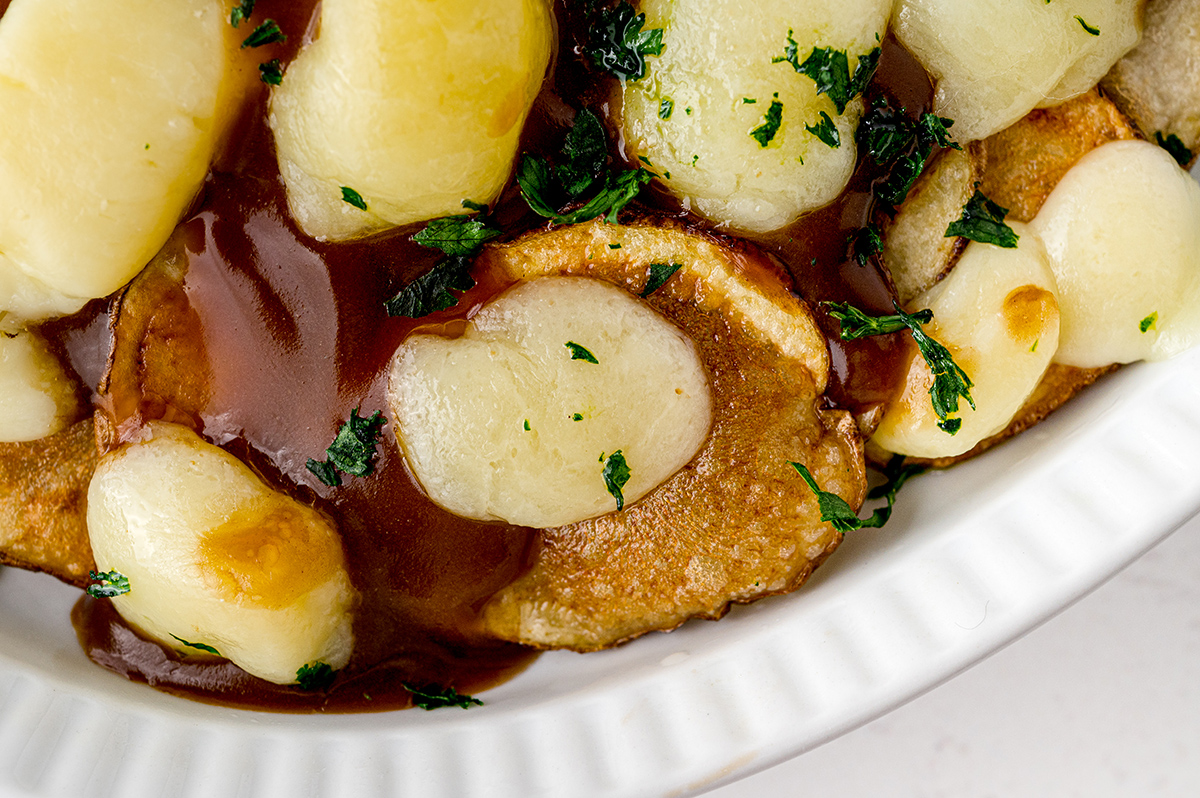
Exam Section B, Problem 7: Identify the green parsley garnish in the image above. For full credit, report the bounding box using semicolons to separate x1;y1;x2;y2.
296;662;336;691
742;97;757;104
1075;16;1100;36
306;409;387;487
859;101;961;207
241;19;285;49
565;341;599;363
601;450;631;511
517;110;652;225
585;1;664;82
790;454;924;532
524;419;531;431
641;262;682;297
86;570;130;599
413;215;501;257
609;242;622;249
772;31;880;115
659;98;674;119
404;682;483;710
805;110;840;148
851;224;883;267
385;257;475;318
230;0;255;28
750;94;784;147
340;186;367;211
170;635;221;656
1155;132;1194;167
825;302;975;434
572;413;584;421
946;188;1019;248
1140;312;1158;333
258;59;283;86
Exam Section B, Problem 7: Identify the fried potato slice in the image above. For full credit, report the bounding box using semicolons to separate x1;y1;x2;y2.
882;142;987;305
0;418;97;586
876;90;1137;466
980;89;1138;223
477;220;865;651
1101;0;1200;165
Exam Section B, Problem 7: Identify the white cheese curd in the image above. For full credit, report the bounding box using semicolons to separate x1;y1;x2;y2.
0;329;80;442
620;0;893;232
1029;140;1200;368
87;422;357;685
388;277;713;528
269;0;553;241
0;0;235;321
872;225;1060;459
893;0;1141;142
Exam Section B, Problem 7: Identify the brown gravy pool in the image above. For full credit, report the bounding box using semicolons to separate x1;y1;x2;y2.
13;0;932;710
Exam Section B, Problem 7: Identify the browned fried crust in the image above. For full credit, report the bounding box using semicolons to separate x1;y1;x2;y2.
981;89;1139;224
477;221;865;651
0;418;97;587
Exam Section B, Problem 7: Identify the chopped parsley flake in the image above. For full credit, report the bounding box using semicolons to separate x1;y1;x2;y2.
170;635;221;656
572;413;584;421
585;1;664;82
1155;132;1194;166
609;242;622;249
524;419;531;431
86;570;130;599
825;302;975;434
750;94;784;147
1075;16;1100;35
1140;312;1158;333
241;19;285;49
404;683;483;710
790;455;924;532
296;662;336;691
601;450;631;511
805;110;840;148
773;31;880;114
258;59;283;85
306;409;387;486
565;341;599;363
517;110;651;225
413;214;500;257
385;257;475;318
640;262;682;297
860;101;962;207
340;186;367;211
230;0;255;28
946;188;1019;248
685;106;693;115
851;224;883;267
742;97;757;104
659;98;674;119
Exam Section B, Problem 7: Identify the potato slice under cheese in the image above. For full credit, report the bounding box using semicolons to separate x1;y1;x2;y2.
0;329;81;443
872;226;1060;459
473;220;864;651
87;422;357;685
389;277;713;528
269;0;553;241
0;0;241;321
1029;140;1200;367
893;0;1142;142
620;0;892;232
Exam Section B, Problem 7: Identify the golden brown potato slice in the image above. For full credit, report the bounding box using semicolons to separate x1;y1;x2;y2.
0;417;97;586
478;220;865;651
882;142;987;305
875;91;1137;467
1101;0;1200;166
96;237;212;452
980;89;1139;223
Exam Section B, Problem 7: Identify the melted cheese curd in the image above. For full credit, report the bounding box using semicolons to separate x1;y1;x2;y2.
0;0;1198;695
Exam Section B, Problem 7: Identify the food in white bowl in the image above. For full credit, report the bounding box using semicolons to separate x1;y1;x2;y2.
0;0;1198;715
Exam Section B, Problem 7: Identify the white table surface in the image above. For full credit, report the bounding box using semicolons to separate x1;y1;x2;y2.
704;510;1200;797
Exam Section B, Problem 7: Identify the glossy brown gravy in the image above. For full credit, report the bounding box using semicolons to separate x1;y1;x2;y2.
49;0;933;711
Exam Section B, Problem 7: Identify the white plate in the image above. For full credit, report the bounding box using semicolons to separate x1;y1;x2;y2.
4;180;1200;798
